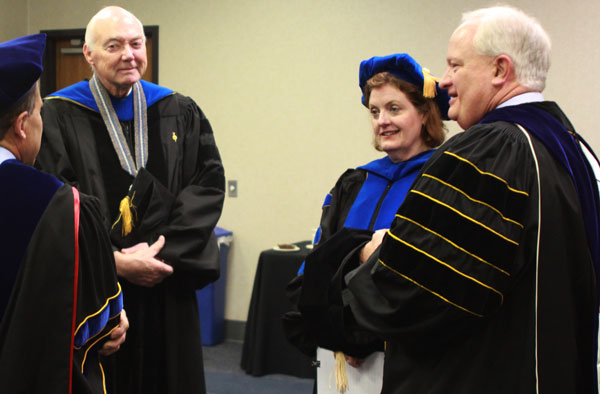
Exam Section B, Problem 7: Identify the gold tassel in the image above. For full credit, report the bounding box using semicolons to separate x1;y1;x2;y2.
111;192;136;236
334;351;349;393
119;196;134;236
421;67;439;99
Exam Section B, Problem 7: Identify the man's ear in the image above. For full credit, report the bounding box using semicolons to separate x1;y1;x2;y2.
83;43;94;66
13;111;29;140
492;55;514;86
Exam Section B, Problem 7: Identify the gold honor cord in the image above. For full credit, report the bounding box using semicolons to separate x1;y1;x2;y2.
89;74;148;176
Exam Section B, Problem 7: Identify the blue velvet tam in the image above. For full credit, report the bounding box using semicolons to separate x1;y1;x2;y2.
359;53;450;119
0;33;46;111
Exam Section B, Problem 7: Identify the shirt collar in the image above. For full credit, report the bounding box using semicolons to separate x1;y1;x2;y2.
0;146;16;165
496;92;544;109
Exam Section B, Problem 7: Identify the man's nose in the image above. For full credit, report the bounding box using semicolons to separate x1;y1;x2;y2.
121;45;134;59
439;69;451;89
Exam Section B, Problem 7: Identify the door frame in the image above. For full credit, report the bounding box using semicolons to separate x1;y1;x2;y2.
40;26;159;97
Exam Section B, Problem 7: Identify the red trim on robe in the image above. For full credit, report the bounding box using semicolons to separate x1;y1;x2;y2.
69;187;80;394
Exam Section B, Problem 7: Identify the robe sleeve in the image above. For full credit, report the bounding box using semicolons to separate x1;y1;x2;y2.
315;169;366;246
72;188;123;392
145;98;224;286
0;185;121;394
158;99;224;268
281;170;369;355
107;96;224;288
75;189;123;348
299;228;382;357
344;122;538;345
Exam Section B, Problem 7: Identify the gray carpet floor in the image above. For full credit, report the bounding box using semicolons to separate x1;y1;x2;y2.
203;341;314;394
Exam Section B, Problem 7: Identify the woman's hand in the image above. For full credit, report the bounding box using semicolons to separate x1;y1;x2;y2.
359;229;387;264
345;354;365;368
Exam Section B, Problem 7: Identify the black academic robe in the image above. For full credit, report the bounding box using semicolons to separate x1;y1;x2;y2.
0;160;122;394
37;92;225;394
317;151;434;245
321;102;598;393
286;153;433;356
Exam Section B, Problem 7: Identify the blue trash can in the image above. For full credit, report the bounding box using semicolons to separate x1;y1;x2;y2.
196;226;233;346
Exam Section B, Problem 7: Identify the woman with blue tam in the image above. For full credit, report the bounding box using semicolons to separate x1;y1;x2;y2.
301;54;449;270
284;53;449;391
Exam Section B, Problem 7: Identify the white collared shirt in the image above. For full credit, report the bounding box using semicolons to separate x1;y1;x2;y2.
496;92;545;109
0;146;16;166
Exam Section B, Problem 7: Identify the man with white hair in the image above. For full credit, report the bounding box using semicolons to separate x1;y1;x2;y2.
37;6;225;394
302;5;599;393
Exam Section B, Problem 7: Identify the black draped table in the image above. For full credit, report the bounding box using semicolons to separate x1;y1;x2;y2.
241;240;315;379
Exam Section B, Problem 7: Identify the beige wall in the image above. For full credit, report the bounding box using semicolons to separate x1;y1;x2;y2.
0;0;27;40
9;0;600;321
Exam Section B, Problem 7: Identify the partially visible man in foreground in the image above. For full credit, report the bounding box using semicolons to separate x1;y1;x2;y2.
302;5;600;393
0;33;128;394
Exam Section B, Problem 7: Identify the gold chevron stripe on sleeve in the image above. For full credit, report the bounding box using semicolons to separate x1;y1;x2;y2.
409;190;519;246
396;214;510;276
385;230;504;303
421;174;524;228
378;257;484;318
443;151;528;196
